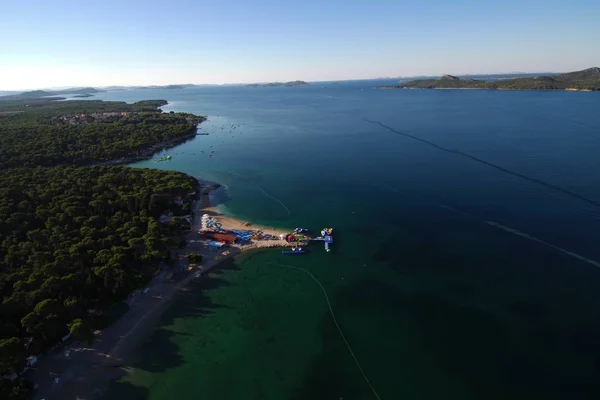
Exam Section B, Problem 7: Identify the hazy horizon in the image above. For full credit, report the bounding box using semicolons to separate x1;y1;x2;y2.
2;70;591;93
1;0;599;90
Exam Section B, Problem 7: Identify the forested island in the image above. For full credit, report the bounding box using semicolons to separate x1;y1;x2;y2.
380;67;600;91
0;88;103;101
0;97;206;398
246;80;309;87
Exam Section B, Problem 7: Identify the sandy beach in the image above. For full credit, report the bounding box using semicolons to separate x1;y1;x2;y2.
29;184;295;400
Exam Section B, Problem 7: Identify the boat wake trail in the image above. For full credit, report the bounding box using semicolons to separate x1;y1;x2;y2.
485;221;600;269
363;119;600;208
437;203;600;269
252;182;292;216
437;204;470;216
266;261;382;400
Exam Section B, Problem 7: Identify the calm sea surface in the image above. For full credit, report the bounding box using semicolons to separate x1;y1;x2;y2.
91;82;600;399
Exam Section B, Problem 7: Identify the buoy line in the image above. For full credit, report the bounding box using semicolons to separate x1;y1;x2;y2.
252;182;292;215
266;261;381;400
228;171;292;215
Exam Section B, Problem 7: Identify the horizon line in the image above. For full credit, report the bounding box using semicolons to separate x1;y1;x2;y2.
4;68;598;92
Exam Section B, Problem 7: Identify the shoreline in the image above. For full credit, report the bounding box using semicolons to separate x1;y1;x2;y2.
90;130;200;167
30;181;295;400
27;102;297;399
90;102;208;167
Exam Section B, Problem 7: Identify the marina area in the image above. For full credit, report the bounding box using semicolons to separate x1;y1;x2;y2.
195;211;335;257
184;178;335;261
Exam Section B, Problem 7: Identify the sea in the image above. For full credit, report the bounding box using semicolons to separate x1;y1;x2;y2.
81;82;600;399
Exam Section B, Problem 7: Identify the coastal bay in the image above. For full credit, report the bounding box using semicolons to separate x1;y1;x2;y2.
4;2;600;399
3;82;600;399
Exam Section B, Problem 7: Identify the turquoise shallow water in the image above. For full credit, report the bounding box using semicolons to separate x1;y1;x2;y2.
96;83;600;399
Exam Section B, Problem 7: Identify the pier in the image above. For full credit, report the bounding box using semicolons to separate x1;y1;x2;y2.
311;234;334;252
285;227;334;253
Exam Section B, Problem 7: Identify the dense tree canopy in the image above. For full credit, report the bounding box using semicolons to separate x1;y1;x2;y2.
0;166;198;376
0;378;32;400
0;98;206;397
68;318;94;345
0;98;166;114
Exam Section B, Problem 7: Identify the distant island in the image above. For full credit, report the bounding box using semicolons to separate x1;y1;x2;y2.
73;94;94;98
0;87;103;101
379;67;600;91
246;80;309;88
134;84;197;90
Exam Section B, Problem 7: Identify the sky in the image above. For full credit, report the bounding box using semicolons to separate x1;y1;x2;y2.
1;0;599;90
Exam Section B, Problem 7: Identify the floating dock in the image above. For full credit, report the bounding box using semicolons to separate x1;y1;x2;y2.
311;230;334;252
283;227;334;253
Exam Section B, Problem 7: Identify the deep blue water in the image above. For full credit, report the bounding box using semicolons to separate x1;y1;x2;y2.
91;83;600;259
90;83;600;399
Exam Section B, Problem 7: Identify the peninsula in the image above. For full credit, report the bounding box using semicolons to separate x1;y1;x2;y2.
0;97;303;400
0;98;205;168
380;67;600;91
246;80;309;87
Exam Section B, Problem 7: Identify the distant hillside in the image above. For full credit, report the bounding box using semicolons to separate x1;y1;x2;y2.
0;90;56;101
246;80;309;87
380;67;600;91
51;87;103;95
137;84;195;90
0;87;103;101
553;67;600;82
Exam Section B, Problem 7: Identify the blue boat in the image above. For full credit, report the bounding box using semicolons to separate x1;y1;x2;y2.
282;247;306;255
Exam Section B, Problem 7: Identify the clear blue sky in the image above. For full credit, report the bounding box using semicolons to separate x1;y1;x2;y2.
1;0;599;89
